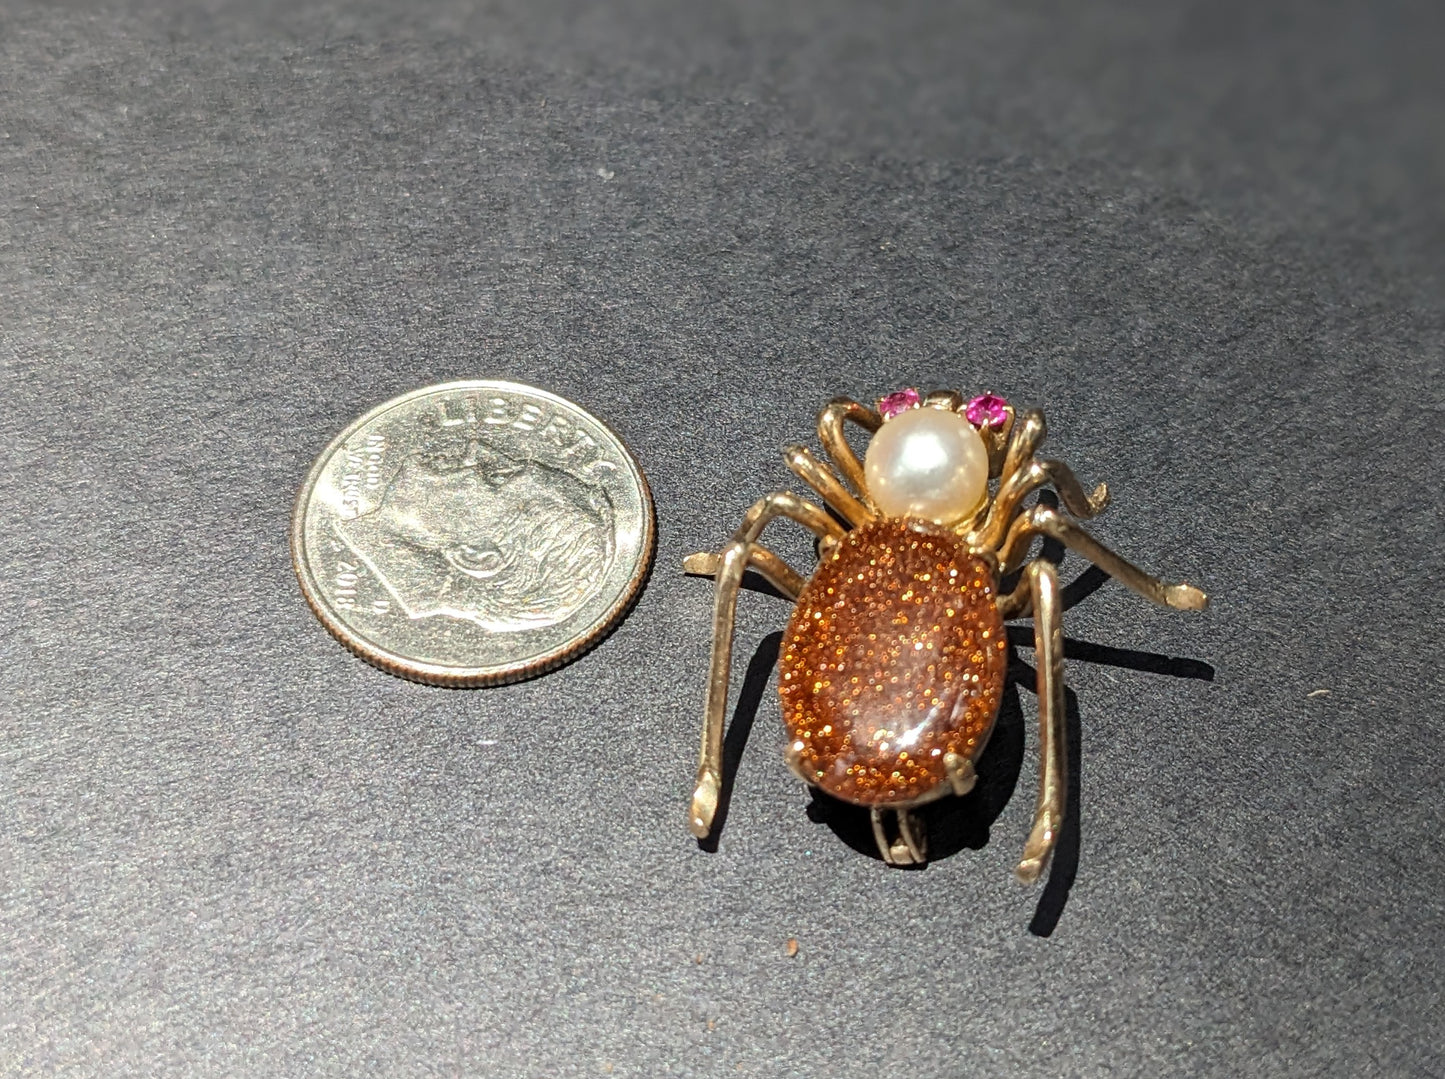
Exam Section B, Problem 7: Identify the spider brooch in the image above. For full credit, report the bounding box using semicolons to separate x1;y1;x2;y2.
684;388;1207;879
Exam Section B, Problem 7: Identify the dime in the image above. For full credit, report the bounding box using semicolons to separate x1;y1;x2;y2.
291;380;654;686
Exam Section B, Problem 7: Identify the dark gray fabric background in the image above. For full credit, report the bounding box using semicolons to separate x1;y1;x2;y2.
3;2;1442;1076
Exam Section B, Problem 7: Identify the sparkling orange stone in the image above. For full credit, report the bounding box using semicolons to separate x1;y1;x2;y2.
778;518;1008;805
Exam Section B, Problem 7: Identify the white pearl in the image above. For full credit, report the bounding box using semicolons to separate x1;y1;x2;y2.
864;406;989;525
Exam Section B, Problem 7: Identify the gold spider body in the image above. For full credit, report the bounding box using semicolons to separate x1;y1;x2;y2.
685;389;1207;876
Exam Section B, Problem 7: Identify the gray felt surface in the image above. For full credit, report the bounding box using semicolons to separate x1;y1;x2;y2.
3;1;1443;1076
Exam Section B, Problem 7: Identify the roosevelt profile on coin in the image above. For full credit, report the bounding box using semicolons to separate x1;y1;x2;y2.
334;432;616;633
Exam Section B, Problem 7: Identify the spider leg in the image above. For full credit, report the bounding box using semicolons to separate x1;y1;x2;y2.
871;806;928;866
1017;558;1067;884
999;408;1048;488
683;546;806;599
687;493;844;839
816;397;882;507
977;458;1110;548
782;444;873;528
995;576;1032;620
1000;505;1208;610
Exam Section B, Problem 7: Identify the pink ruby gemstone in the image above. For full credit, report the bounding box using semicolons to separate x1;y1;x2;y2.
965;392;1010;429
878;387;922;419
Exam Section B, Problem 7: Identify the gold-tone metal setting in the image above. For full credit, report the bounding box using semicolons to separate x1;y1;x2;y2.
943;752;977;797
685;389;1208;880
923;389;964;411
783;740;813;783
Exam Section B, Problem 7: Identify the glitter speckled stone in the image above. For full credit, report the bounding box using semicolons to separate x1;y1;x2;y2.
778;518;1008;805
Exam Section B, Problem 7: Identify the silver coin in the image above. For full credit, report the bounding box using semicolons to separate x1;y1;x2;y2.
291;380;654;686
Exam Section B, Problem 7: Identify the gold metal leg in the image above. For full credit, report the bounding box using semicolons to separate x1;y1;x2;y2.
870;806;928;865
1017;559;1066;885
782;444;873;528
1001;505;1208;610
735;491;846;546
817;397;881;506
977;458;1110;548
995;576;1032;620
999;408;1047;488
683;546;806;599
688;493;840;839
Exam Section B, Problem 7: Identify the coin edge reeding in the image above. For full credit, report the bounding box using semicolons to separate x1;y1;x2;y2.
289;379;656;687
